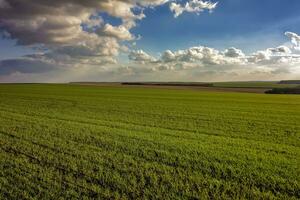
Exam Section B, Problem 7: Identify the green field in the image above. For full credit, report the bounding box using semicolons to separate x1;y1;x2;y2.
212;81;300;89
0;84;299;199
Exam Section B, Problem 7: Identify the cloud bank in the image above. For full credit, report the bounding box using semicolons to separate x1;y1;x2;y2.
125;32;300;81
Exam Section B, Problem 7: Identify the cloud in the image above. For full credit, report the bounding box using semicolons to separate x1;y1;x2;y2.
97;24;134;41
0;0;9;8
285;31;300;50
129;50;157;63
247;46;298;65
170;0;218;17
133;46;246;69
0;1;299;82
165;46;222;65
267;46;292;54
138;0;170;6
126;32;300;80
0;0;221;81
0;0;164;46
0;0;170;72
224;47;245;58
2;29;300;82
0;58;56;75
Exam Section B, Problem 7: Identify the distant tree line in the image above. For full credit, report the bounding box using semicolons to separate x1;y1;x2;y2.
265;88;300;94
279;80;300;84
121;82;214;87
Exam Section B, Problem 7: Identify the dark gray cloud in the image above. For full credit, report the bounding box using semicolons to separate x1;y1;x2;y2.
0;58;56;75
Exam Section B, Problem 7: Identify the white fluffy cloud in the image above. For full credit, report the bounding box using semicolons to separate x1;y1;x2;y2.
170;0;218;17
129;50;157;63
98;24;134;41
285;32;300;51
130;46;247;69
224;47;245;58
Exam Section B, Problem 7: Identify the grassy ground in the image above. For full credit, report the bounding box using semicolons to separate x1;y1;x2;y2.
0;84;299;199
212;81;300;89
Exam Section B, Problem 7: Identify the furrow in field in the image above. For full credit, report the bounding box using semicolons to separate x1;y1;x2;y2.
0;108;299;148
1;134;298;199
1;116;299;198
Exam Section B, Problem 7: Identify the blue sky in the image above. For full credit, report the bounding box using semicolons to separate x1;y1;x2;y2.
132;0;300;53
0;0;300;82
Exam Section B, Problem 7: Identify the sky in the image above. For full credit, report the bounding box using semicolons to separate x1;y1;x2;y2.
0;0;300;82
